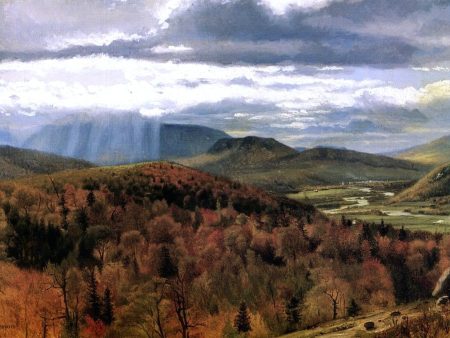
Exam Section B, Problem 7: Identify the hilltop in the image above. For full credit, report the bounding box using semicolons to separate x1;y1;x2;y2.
179;136;430;192
11;161;320;225
0;145;92;180
395;135;450;166
181;136;298;171
393;162;450;202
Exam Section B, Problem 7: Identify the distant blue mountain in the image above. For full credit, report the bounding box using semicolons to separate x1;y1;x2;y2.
23;113;230;165
0;128;14;145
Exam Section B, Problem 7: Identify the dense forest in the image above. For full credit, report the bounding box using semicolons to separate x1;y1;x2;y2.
0;162;448;337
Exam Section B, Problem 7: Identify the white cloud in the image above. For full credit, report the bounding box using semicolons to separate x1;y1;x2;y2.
151;44;193;54
45;31;149;51
315;65;345;71
259;0;352;15
0;55;437;128
412;66;450;72
355;86;420;107
420;80;450;105
140;108;166;117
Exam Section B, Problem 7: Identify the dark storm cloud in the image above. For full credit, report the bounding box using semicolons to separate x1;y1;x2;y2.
2;0;450;65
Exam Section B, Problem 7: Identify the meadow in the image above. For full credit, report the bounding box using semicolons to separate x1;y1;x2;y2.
288;183;450;233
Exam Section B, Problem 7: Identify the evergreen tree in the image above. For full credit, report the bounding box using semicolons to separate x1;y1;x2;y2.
87;190;96;207
234;302;251;333
347;299;361;317
398;226;408;241
101;288;114;325
157;246;178;278
285;296;300;332
78;234;97;267
379;219;388;236
60;195;69;230
85;269;101;321
193;207;203;230
341;215;346;227
75;208;89;232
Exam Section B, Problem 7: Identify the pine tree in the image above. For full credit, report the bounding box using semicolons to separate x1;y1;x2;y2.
75;208;89;232
398;226;407;241
101;288;114;325
157;246;178;278
85;269;101;321
347;298;361;317
379;219;388;236
285;296;300;330
193;207;203;230
341;215;347;227
87;190;96;207
60;195;69;230
234;302;251;333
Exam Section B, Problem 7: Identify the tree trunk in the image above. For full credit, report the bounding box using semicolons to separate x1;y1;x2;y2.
332;299;337;320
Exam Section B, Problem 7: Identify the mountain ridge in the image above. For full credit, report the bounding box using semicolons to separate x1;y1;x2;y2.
23;113;230;165
395;135;450;166
178;136;430;192
0;145;93;180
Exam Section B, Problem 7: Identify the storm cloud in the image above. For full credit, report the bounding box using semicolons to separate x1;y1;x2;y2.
2;0;450;66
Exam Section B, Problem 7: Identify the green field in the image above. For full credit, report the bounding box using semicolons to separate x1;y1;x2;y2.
288;184;450;233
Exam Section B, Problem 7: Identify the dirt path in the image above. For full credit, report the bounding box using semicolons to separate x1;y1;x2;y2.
281;302;432;338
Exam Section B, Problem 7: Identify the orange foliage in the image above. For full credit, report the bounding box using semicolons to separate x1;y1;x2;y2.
82;317;107;338
0;262;63;338
356;259;395;309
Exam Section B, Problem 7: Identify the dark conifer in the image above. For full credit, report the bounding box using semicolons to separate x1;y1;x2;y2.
285;296;300;331
157;246;178;278
60;195;69;230
85;270;101;321
347;299;361;317
75;208;89;232
101;288;114;325
234;302;251;333
87;190;96;207
398;226;408;241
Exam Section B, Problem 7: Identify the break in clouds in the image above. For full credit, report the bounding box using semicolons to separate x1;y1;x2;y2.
1;0;450;152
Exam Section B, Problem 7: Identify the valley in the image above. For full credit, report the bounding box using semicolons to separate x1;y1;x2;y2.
288;182;450;233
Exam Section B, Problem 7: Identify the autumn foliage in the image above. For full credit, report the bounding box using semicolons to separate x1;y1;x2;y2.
0;162;447;337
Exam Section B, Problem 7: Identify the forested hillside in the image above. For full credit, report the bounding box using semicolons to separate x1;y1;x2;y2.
0;145;93;179
0;163;447;337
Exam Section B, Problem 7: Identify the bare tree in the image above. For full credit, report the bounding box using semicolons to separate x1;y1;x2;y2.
46;260;81;337
322;288;341;320
167;263;203;338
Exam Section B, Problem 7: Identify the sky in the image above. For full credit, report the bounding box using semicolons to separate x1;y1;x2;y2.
1;0;450;152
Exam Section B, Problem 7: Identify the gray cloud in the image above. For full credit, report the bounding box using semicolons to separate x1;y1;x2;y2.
2;0;449;66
